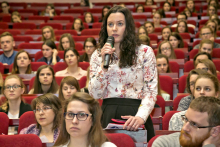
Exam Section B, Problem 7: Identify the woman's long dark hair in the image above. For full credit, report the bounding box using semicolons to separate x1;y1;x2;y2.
99;5;141;68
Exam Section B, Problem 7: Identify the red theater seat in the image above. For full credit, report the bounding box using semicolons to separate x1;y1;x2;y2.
39;23;63;30
81;29;101;36
173;94;189;111
162;111;179;130
0;62;4;74
92;22;102;28
0;112;9;135
28;16;50;22
9;62;47;72
54;30;77;36
0;29;21;36
14;36;34;43
53;15;74;22
13;22;36;29
0;22;8;29
17;112;36;133
18;9;38;15
18;43;43;49
78;16;99;22
63;9;84;15
178;74;188;93
106;133;135;147
159;75;173;100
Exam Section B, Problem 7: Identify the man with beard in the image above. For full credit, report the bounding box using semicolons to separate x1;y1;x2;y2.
0;32;17;65
152;96;220;147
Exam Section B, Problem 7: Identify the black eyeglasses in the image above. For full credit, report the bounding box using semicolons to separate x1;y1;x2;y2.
4;85;22;91
64;112;92;121
181;115;216;129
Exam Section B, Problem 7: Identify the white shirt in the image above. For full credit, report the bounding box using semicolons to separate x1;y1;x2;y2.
58;141;117;147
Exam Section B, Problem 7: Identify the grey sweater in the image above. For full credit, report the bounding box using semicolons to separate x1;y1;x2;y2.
193;42;220;49
152;132;216;147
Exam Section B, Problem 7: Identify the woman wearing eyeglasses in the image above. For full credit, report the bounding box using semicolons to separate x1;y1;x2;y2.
169;73;220;131
20;93;62;143
157;41;176;59
0;75;32;119
54;92;117;147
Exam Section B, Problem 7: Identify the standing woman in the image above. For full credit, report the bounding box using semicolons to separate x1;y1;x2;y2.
29;65;59;94
58;33;75;51
0;75;32;118
41;26;56;42
11;50;32;74
89;6;157;141
79;37;97;62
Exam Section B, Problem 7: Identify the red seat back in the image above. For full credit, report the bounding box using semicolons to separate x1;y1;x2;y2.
18;111;36;134
156;95;166;116
106;133;135;147
9;62;47;72
18;43;43;49
0;112;9;135
169;61;180;76
162;111;179;130
178;74;188;93
189;49;199;59
159;75;173;100
81;29;101;36
183;61;194;72
39;23;63;30
147;135;161;147
173;94;190;111
0;62;4;74
0;22;8;29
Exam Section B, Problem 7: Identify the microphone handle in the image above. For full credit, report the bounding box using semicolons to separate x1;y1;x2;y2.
103;54;110;69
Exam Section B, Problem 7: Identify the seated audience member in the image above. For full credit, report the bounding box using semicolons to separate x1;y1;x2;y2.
84;12;94;23
11;11;22;23
171;12;195;29
58;76;80;102
144;21;155;34
139;35;150;46
210;14;220;31
29;65;59;94
193;52;212;65
186;0;197;13
156;54;171;74
198;39;214;56
136;4;145;13
0;32;17;65
37;40;61;65
183;7;192;17
145;0;154;6
195;59;217;76
205;20;218;37
163;2;171;12
168;32;184;48
166;0;175;6
158;73;170;101
40;4;56;17
175;21;189;33
72;18;84;35
137;26;148;37
100;5;111;22
0;73;3;94
207;5;217;17
0;75;32;118
157;9;166;18
41;26;56;42
208;0;220;9
11;50;33;74
153;11;164;28
162;27;172;41
158;41;176;59
59;33;75;51
169;73;220;131
20;93;62;143
55;48;87;79
194;26;220;49
53;92;117;147
80;0;90;7
79;37;97;62
154;96;220;147
1;1;10;14
177;69;207;111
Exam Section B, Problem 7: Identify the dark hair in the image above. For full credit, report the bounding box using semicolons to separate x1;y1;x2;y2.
184;7;192;17
186;0;196;12
168;32;184;48
99;5;141;68
156;54;171;73
186;69;207;94
84;12;94;23
31;93;62;131
41;26;55;42
72;18;84;31
163;2;171;11
137;26;148;36
190;96;220;127
144;21;154;28
54;92;108;147
42;39;57;50
175;21;189;33
208;0;220;9
64;47;80;65
58;76;80;102
193;52;212;65
166;0;175;6
12;50;32;74
136;4;145;12
101;5;111;20
162;27;172;40
81;37;97;62
59;33;75;50
157;9;166;18
32;65;59;94
41;4;56;16
177;12;188;20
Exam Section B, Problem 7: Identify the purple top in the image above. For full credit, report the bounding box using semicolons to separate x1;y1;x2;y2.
19;124;60;142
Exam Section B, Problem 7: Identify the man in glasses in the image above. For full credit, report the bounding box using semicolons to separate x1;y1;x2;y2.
152;96;220;147
1;1;10;14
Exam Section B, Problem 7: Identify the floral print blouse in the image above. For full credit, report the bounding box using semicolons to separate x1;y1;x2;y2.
88;44;158;122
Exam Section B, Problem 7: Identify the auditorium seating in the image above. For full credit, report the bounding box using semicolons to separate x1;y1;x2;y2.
162;111;179;130
0;112;9;135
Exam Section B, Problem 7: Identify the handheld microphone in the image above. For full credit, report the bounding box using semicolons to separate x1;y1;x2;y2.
103;36;114;69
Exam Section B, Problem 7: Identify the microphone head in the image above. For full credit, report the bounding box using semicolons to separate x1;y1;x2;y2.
107;36;114;45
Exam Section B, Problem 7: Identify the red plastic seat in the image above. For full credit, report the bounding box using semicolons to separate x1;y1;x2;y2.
63;9;84;15
14;36;34;43
212;48;220;58
132;15;147;21
169;61;180;76
213;59;220;71
92;22;102;28
39;23;63;30
9;2;27;9
192;40;201;48
148;135;161;147
178;74;188;93
148;34;159;42
0;134;42;147
78;16;99;22
0;29;21;36
0;62;4;74
31;3;48;7
156;95;166;116
13;22;36;30
134;22;141;28
9;62;47;72
17;9;38;15
83;23;89;29
179;33;191;40
28;16;50;22
154;28;163;33
73;36;96;42
54;30;77;36
0;22;8;29
54;3;71;8
154;49;185;59
162;111;179;130
87;8;103;13
159;75;173;100
0;112;9;135
105;133;135;147
54;62;90;73
34;51;64;62
173;94;189;111
183;61;194;72
189;49;199;59
53;15;74;22
78;76;87;89
81;29;101;36
199;19;208;26
18;43;43;49
24;29;42;35
178;5;200;13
